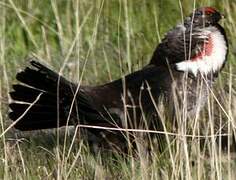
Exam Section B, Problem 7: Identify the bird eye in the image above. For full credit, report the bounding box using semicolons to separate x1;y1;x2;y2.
195;11;202;16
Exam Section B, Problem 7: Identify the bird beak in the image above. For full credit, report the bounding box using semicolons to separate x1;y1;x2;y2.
221;13;225;19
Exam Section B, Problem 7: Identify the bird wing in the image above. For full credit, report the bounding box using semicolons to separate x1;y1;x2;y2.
88;65;176;128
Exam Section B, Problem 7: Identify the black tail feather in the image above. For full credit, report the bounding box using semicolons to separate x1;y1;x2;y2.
10;85;56;105
9;60;102;131
16;62;73;93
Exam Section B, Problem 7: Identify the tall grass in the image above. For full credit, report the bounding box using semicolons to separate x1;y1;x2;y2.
0;0;236;179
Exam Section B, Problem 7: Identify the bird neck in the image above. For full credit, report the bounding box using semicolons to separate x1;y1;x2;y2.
175;25;228;76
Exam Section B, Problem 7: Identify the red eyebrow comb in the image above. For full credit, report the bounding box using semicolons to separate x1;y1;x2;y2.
203;7;217;14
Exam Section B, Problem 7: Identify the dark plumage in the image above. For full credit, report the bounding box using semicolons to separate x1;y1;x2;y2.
8;7;228;151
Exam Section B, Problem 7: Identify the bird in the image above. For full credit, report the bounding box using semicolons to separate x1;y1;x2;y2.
8;7;228;151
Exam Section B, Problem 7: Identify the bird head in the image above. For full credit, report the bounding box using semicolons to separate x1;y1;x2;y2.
176;7;228;76
187;7;224;27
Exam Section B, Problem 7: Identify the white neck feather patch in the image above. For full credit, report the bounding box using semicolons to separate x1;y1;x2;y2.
175;26;227;76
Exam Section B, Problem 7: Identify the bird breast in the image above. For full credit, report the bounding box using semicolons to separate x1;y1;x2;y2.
175;26;227;76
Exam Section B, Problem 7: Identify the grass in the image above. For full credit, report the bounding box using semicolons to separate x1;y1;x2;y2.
0;0;236;179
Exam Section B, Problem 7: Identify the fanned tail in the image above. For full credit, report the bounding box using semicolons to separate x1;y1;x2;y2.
9;60;101;131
